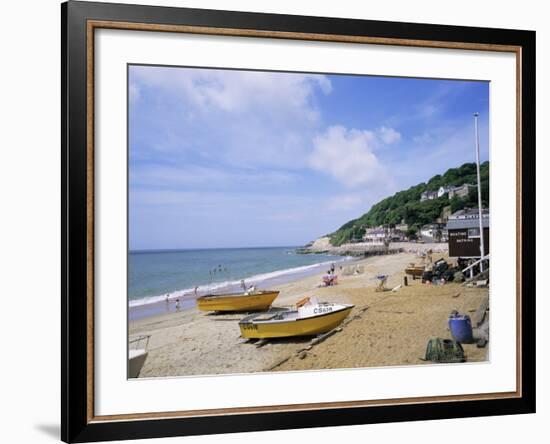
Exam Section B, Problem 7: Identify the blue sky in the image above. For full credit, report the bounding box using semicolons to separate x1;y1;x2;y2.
129;65;489;250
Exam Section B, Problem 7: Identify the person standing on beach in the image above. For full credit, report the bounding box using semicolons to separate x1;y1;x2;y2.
175;299;180;310
331;263;335;274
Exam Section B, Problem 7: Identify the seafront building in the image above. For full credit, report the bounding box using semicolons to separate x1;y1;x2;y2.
446;208;489;258
395;221;409;232
363;227;388;244
419;223;448;242
363;226;406;244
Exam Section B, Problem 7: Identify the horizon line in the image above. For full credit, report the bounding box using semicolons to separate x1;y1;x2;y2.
129;245;307;254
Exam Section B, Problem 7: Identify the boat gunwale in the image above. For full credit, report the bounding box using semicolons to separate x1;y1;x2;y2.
197;290;280;300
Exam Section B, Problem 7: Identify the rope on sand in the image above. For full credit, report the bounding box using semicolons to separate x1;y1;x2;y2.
266;305;370;370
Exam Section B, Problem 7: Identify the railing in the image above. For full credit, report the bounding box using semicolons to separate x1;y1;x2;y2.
461;254;490;279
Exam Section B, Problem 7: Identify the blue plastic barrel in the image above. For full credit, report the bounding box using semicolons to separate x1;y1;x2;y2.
448;313;474;343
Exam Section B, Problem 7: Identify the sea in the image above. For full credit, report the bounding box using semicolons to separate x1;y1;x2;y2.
128;246;351;320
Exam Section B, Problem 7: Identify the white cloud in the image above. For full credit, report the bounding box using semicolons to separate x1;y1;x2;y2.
412;132;435;145
378;126;401;144
309;125;393;188
326;194;364;212
130;66;332;169
130;164;295;188
133;67;331;117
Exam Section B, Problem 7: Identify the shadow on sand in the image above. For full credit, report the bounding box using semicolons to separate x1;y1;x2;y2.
204;308;319;345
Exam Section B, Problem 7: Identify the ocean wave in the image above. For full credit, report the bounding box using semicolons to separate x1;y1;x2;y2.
128;256;353;308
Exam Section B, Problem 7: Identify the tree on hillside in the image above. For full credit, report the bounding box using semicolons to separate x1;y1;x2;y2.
328;161;490;246
406;227;418;240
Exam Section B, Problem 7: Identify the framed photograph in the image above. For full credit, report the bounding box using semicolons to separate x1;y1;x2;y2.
62;1;535;442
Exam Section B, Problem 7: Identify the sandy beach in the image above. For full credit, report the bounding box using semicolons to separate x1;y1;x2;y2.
129;248;489;378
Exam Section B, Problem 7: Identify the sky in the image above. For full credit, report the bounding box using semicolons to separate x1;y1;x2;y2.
128;65;489;250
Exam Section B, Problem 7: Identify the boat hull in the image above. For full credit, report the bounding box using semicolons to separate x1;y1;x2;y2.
239;306;353;339
405;267;424;277
128;349;148;378
197;291;279;312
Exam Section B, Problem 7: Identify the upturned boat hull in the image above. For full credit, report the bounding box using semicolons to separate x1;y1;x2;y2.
239;305;354;339
405;265;425;277
196;290;279;312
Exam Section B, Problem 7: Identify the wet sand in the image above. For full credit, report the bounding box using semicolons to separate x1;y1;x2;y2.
129;250;489;378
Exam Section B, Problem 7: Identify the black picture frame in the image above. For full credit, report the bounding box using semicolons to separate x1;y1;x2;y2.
62;1;536;442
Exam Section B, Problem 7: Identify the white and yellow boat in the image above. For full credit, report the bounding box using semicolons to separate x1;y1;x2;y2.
239;298;354;339
196;290;279;312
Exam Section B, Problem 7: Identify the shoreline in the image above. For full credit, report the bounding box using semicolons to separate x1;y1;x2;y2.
297;239;449;257
128;254;357;320
129;247;488;377
129;241;447;321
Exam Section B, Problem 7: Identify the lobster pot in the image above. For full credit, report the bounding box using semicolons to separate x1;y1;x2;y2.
448;313;474;343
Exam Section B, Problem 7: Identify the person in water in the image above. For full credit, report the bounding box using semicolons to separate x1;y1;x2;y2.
331;263;335;274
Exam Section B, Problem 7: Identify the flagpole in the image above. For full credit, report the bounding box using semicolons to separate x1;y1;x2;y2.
474;113;485;272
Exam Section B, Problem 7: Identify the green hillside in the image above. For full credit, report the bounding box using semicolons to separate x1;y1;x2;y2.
329;162;489;246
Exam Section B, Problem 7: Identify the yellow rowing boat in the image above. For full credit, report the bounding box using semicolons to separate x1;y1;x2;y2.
196;290;279;312
239;300;354;339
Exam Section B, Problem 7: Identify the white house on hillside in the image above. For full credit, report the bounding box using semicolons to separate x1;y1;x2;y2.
448;184;477;199
437;186;450;198
421;183;478;202
420;190;438;202
395;222;408;232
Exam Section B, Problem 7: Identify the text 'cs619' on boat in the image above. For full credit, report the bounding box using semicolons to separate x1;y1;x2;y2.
239;297;354;339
